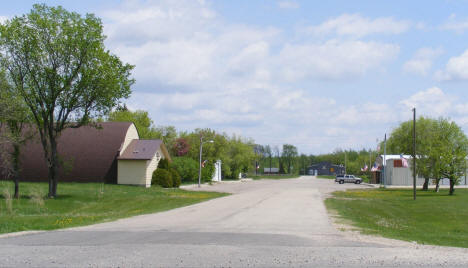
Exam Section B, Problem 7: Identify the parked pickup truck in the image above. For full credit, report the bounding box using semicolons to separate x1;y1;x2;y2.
335;174;362;184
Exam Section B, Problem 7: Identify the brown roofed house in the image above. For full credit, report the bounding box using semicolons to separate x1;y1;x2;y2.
0;122;170;187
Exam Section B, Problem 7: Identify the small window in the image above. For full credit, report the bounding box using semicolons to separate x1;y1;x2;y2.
394;159;403;167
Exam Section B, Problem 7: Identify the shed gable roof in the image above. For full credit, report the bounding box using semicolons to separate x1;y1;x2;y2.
118;139;168;160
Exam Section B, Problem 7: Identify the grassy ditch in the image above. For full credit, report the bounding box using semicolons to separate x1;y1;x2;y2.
0;181;227;234
325;188;468;248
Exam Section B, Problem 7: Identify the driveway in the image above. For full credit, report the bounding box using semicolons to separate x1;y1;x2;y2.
1;177;468;267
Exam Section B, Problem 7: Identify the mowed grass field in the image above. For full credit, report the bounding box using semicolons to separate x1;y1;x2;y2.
0;181;227;234
325;188;468;248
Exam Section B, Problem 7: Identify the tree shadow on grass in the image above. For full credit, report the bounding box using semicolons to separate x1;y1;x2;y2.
0;194;73;200
51;194;73;200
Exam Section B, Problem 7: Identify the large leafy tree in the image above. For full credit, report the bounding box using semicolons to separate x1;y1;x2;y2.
153;125;178;151
386;117;468;194
0;70;33;198
172;138;190;157
273;145;281;173
386;117;439;190
436;119;468;195
298;154;308;175
108;108;178;151
282;144;298;174
228;135;255;177
253;144;264;174
108;109;157;139
264;145;272;173
178;129;255;180
0;5;134;198
171;156;199;182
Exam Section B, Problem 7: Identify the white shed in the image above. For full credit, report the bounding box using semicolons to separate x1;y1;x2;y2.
117;140;171;187
383;157;426;186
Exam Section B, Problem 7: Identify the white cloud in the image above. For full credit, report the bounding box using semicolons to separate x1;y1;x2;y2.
335;103;398;126
104;3;399;85
403;47;443;76
99;1;411;153
435;49;468;81
440;14;468;33
278;40;399;80
278;1;299;9
400;87;453;117
455;103;468;114
398;87;468;131
304;13;411;38
102;0;217;45
0;16;9;24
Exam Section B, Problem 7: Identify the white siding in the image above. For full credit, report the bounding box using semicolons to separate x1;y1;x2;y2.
385;159;426;186
120;124;139;156
212;160;222;182
145;148;163;187
117;160;147;186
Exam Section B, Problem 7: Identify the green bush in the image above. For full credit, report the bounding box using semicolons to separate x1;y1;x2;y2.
201;163;215;182
172;157;199;182
152;169;173;188
170;168;181;188
171;157;214;183
157;158;170;170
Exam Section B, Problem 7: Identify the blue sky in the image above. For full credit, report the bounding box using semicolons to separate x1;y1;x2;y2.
2;1;468;154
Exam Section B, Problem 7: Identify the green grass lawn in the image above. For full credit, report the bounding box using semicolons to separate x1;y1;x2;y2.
0;181;227;234
325;188;468;247
317;175;335;179
251;174;301;180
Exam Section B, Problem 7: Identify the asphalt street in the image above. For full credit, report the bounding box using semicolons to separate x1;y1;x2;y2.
1;177;468;267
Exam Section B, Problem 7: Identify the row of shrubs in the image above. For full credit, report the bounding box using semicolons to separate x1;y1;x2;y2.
171;156;214;183
151;159;181;188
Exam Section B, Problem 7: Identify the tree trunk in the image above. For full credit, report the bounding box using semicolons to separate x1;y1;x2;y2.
422;178;429;191
449;178;455;195
13;144;20;199
48;138;59;198
269;156;271;173
435;179;440;192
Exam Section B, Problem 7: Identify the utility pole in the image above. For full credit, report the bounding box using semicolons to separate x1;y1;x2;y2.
198;135;214;188
255;160;258;176
412;108;416;200
301;157;305;176
198;135;203;188
465;158;467;185
383;133;387;187
269;147;272;175
344;151;347;175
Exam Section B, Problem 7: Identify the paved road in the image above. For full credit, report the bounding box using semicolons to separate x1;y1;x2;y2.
1;177;468;267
